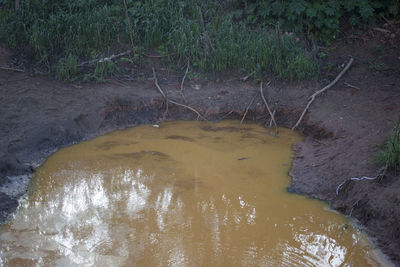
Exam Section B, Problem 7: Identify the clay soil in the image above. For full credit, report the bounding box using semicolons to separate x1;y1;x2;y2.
1;29;400;265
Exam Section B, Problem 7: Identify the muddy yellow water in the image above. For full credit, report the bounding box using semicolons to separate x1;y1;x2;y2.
0;121;389;266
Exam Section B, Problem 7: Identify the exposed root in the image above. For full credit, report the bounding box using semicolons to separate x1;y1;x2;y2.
152;67;207;121
260;81;278;136
240;91;259;125
292;57;354;130
336;164;388;196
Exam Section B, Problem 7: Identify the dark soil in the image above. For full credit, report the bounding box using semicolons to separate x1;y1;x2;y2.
1;28;400;265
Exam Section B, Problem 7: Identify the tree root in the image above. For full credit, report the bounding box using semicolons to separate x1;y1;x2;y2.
152;67;207;121
336;164;388;196
292;57;354;130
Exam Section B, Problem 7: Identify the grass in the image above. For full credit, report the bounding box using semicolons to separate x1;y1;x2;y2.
378;124;400;171
0;0;318;81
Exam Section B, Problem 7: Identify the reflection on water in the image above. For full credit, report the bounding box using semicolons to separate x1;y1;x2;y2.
0;121;390;266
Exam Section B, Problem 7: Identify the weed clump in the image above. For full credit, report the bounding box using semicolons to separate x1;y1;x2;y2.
378;124;400;171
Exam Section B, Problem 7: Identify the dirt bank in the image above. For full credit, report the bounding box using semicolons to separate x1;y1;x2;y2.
1;32;400;264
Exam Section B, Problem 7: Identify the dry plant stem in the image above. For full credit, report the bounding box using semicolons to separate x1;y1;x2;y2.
372;27;391;34
198;7;215;53
79;50;132;66
269;109;276;127
292;57;354;130
122;0;135;53
240;71;255;81
344;82;360;90
240;91;259;125
152;67;207;121
260;81;278;136
0;66;24;72
180;60;190;102
152;67;169;114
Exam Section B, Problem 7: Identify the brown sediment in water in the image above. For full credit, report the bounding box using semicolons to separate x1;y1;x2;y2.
1;37;400;265
0;121;391;266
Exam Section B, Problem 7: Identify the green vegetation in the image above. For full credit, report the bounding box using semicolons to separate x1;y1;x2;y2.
234;0;399;43
378;124;400;170
0;0;397;81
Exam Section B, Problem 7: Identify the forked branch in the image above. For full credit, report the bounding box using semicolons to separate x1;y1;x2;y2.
292;57;354;130
260;81;278;136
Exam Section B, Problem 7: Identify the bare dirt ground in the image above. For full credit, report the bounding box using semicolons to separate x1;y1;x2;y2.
1;28;400;264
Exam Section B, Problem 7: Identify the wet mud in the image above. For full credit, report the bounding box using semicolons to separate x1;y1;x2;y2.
1;35;400;265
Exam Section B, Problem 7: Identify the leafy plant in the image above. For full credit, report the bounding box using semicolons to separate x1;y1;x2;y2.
378;124;400;170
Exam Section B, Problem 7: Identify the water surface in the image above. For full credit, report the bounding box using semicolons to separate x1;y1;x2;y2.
0;121;387;266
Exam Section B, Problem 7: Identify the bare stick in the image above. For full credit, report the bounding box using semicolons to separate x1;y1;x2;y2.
169;99;207;121
344;82;360;90
292;57;354;130
152;67;207;121
180;60;189;101
79;50;133;66
219;110;234;121
372;27;391;34
269;109;276;127
0;66;25;72
240;91;259;125
260;81;278;136
240;71;255;81
152;67;168;114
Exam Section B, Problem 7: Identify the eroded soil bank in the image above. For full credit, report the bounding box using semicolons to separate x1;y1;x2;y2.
1;33;400;264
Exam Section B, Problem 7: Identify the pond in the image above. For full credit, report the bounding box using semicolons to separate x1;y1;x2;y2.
0;121;389;266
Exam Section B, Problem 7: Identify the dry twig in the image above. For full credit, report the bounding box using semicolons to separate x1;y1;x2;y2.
344;82;360;90
0;66;25;72
240;91;259;125
180;60;190;101
260;81;278;136
292;57;354;130
152;67;206;121
79;50;132;66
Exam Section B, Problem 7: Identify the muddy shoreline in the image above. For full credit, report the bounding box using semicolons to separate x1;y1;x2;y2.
1;40;400;264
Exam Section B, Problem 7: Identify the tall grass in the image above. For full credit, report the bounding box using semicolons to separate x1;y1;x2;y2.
378;124;400;171
0;0;317;81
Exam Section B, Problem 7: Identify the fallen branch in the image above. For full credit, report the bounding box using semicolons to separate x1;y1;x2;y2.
292;57;354;130
0;66;25;72
260;81;278;136
152;67;207;121
79;50;132;66
336;165;388;196
240;91;259;125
